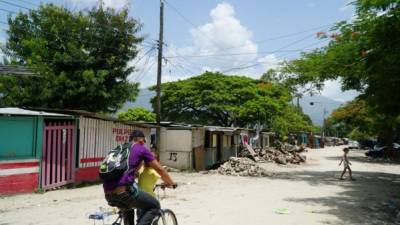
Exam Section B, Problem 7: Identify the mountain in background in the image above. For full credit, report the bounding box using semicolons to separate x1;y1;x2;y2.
121;89;343;126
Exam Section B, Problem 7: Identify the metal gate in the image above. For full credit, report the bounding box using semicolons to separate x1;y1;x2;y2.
41;121;75;190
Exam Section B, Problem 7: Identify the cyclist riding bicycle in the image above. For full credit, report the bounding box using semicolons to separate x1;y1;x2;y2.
103;130;177;225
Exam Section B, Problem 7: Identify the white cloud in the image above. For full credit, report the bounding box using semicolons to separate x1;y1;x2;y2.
189;2;258;64
321;79;359;102
161;3;271;82
257;54;282;71
102;0;128;10
136;2;283;87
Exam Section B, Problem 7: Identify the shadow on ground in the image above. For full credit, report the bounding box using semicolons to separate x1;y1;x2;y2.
326;154;400;165
269;170;400;225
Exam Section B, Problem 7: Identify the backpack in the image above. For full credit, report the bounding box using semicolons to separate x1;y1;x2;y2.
99;142;133;181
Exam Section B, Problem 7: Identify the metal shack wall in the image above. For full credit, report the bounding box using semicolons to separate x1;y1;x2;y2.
0;116;43;194
76;117;151;182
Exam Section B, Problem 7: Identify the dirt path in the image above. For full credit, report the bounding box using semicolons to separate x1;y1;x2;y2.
1;146;400;225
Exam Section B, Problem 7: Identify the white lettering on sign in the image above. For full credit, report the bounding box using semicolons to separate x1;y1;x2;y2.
112;128;134;142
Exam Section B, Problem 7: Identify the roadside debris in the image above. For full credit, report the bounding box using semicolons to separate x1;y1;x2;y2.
163;166;181;172
241;142;307;165
217;157;273;177
203;142;306;177
274;208;290;214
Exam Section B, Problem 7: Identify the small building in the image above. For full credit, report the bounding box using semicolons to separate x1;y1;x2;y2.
157;124;241;171
203;126;239;168
158;124;205;171
0;108;73;194
308;135;323;149
297;132;309;146
0;108;155;194
260;132;275;148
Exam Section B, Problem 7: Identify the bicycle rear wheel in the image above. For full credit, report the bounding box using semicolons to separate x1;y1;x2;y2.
157;209;178;225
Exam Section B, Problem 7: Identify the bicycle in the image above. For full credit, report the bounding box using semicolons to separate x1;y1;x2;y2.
108;184;178;225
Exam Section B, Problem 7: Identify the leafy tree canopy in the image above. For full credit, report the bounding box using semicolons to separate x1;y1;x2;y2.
118;107;156;122
151;71;315;136
0;4;142;113
325;99;376;139
283;0;400;142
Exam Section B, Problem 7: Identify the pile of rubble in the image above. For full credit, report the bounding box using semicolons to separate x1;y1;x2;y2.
241;141;307;165
210;142;307;177
259;144;306;165
217;157;272;177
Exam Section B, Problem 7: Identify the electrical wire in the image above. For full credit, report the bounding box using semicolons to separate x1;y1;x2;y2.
133;50;157;83
164;0;346;55
218;33;318;73
0;7;17;14
0;0;31;10
14;0;40;8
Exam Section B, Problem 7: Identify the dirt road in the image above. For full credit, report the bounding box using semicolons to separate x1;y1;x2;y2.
1;146;400;225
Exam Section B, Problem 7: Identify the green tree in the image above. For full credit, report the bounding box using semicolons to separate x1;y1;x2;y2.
272;105;318;138
150;71;314;134
0;4;142;113
283;0;400;143
325;99;376;140
118;107;156;122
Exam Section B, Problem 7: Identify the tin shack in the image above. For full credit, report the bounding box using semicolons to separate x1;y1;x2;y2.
0;108;73;194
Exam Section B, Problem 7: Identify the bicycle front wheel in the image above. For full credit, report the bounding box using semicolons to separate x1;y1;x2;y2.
157;209;178;225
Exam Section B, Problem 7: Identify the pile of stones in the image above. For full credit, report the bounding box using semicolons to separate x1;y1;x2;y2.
217;157;272;177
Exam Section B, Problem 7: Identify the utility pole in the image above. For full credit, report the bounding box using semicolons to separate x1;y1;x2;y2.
155;0;164;153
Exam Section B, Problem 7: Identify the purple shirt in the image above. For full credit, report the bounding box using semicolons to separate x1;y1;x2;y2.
103;143;155;192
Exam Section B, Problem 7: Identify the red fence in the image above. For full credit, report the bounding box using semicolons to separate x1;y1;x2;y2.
41;121;75;190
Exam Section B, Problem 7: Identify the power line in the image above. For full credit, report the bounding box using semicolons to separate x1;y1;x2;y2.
165;48;314;59
165;31;318;59
0;0;32;10
161;31;330;76
0;7;17;14
132;50;157;83
135;60;157;83
164;0;344;55
164;0;196;28
219;33;318;73
131;47;156;68
218;24;333;52
163;0;223;51
165;58;196;76
14;0;40;8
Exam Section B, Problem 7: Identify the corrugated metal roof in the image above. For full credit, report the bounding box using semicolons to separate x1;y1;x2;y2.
23;107;159;128
0;65;37;76
204;126;238;132
0;108;71;117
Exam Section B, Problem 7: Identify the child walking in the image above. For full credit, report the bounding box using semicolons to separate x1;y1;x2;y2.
339;147;355;180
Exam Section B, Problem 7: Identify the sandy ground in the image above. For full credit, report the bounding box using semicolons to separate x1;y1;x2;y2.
1;146;400;225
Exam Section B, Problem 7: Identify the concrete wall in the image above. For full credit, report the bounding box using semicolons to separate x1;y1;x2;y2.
160;128;193;170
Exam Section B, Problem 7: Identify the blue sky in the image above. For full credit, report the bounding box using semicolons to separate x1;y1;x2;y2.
0;0;358;102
